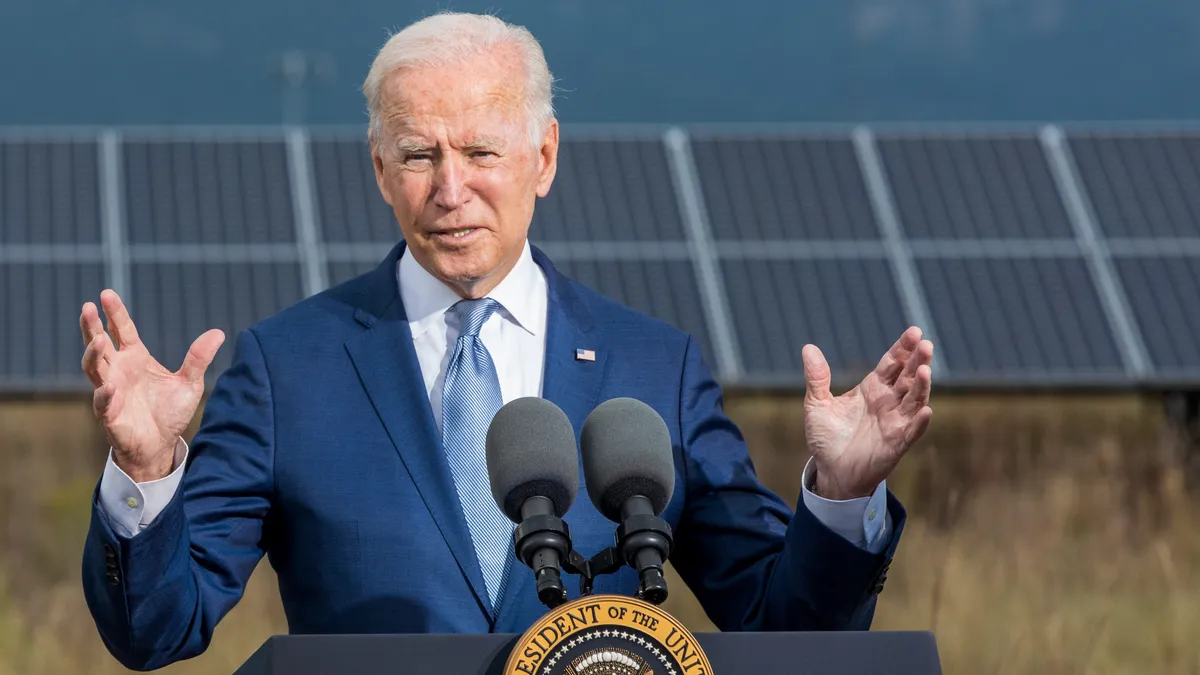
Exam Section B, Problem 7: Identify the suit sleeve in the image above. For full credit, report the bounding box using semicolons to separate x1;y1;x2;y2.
668;335;905;632
81;329;275;671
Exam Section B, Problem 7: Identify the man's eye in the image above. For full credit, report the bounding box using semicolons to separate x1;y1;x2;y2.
406;154;433;163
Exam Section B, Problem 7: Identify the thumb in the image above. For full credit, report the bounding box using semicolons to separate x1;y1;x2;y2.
802;344;832;404
179;329;226;383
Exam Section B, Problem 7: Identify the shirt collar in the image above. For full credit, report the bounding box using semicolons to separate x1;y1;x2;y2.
397;240;542;339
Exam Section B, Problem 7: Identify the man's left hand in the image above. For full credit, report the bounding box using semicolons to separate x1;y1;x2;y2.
802;326;934;501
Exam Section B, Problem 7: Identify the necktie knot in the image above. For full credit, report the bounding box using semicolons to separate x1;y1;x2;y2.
451;298;500;338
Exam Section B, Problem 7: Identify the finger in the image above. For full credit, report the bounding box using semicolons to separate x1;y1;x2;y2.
903;406;933;447
93;381;117;419
178;329;226;383
802;344;833;404
80;302;107;347
895;339;935;396
873;326;923;384
81;333;114;388
100;289;141;349
899;363;933;416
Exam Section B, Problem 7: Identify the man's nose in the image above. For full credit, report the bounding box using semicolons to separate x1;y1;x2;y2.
432;156;471;210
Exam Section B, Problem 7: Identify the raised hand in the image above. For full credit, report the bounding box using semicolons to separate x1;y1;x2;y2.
80;290;225;483
801;326;934;501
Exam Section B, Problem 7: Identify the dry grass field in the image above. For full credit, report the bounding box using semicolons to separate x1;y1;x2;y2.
0;391;1196;674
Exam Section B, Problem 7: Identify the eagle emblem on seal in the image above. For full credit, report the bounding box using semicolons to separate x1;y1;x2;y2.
567;647;653;675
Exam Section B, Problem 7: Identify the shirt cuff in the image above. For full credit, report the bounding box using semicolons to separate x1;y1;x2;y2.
97;438;190;538
800;457;891;554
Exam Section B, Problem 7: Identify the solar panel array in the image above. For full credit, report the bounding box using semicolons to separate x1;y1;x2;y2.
1;124;1198;393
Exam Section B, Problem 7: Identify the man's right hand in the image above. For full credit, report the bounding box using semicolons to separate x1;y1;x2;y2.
81;289;225;483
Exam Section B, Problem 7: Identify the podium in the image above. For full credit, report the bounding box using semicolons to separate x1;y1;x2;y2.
234;631;943;674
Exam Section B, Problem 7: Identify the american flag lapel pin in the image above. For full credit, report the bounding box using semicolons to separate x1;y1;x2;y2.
575;348;596;362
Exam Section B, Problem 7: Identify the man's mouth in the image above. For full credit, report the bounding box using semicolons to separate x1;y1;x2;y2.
431;227;482;242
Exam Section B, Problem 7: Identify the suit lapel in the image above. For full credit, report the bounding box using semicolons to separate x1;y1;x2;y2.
343;242;493;621
494;247;607;629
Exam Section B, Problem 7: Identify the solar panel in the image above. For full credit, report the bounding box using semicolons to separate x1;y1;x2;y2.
691;136;879;241
130;262;305;380
327;257;386;288
720;258;907;382
1068;134;1200;239
4;123;1200;394
0;139;102;244
553;258;713;366
123;140;296;244
532;140;686;242
0;262;103;391
876;135;1073;240
310;138;397;244
916;256;1124;378
1112;255;1200;374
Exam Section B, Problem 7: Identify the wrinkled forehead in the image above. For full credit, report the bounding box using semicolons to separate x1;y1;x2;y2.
378;55;529;144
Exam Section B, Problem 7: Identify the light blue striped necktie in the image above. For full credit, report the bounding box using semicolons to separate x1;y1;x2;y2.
441;298;512;611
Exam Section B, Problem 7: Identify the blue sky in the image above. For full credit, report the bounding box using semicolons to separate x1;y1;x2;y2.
2;0;1198;126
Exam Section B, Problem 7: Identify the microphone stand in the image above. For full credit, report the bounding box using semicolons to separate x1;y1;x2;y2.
514;498;674;610
561;507;674;605
562;548;623;597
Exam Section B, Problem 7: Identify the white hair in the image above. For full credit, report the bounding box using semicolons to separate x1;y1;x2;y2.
362;11;555;149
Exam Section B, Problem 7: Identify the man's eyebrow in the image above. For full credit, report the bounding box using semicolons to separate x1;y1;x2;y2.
463;136;508;151
394;138;434;153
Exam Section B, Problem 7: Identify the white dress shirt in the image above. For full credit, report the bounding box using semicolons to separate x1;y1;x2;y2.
98;241;890;554
403;240;549;435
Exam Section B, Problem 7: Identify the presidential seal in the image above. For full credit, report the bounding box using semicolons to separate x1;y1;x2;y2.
504;595;714;675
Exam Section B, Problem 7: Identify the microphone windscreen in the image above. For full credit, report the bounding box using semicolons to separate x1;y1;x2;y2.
486;397;580;522
580;397;675;522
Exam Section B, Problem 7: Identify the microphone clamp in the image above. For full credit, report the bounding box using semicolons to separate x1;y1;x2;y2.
562;546;623;597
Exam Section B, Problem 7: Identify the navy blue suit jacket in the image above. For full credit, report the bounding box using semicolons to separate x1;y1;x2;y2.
82;242;905;671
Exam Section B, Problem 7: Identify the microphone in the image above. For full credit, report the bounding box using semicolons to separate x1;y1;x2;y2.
486;397;580;609
580;397;676;605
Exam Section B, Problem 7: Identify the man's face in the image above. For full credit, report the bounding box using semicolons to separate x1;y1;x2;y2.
371;45;559;298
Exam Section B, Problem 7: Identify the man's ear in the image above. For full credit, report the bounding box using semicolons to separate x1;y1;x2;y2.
371;137;394;206
535;119;559;198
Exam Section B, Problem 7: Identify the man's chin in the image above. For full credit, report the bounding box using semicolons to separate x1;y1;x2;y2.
409;239;515;295
429;258;500;294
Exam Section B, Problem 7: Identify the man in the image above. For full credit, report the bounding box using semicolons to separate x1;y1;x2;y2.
79;12;933;672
